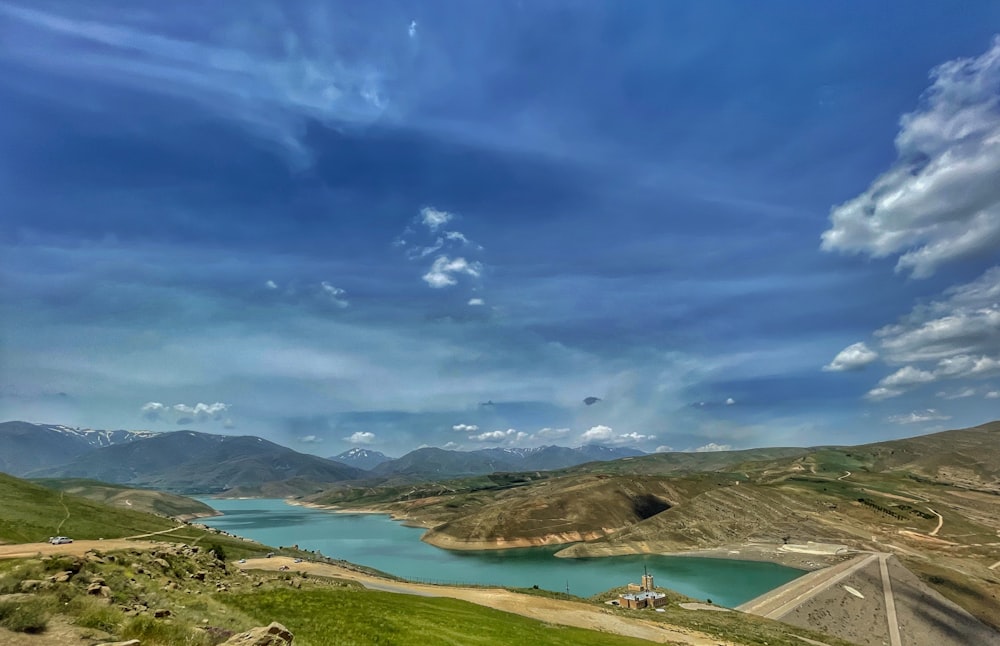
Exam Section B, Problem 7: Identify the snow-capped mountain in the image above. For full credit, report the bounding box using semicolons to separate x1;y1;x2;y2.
328;448;392;471
0;421;158;476
40;424;158;448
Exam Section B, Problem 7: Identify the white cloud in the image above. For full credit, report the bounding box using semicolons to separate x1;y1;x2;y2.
888;409;951;424
876;268;1000;363
172;402;229;419
443;441;460;450
725;397;736;405
452;423;479;432
580;425;654;446
468;298;485;306
654;445;673;453
693;442;732;452
821;38;1000;278
823;342;878;372
408;20;418;39
345;431;376;445
298;434;322;443
265;280;278;290
142;401;230;423
320;282;349;308
420;207;453;231
422;256;482;288
580;424;614;443
140;401;167;419
470;428;528;444
986;390;1000;399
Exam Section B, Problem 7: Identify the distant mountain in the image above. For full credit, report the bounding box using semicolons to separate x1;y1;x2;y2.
28;430;366;494
329;448;392;470
371;444;646;479
0;421;155;476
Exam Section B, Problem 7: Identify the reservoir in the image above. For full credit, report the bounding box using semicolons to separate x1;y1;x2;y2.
198;497;802;608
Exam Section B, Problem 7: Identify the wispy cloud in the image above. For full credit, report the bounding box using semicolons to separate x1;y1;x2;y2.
887;409;951;424
0;3;399;165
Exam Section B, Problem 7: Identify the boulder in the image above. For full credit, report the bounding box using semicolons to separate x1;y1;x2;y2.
47;570;74;583
153;608;171;618
221;622;294;645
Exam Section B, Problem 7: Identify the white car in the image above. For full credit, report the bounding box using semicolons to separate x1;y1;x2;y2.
48;536;73;545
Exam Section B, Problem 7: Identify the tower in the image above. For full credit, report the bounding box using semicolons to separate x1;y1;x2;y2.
641;564;654;591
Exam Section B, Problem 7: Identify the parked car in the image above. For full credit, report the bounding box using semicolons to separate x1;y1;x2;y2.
48;536;73;544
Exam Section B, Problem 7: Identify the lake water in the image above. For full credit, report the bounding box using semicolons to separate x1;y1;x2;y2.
197;497;802;607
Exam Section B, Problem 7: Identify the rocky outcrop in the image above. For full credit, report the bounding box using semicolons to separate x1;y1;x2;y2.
221;622;294;645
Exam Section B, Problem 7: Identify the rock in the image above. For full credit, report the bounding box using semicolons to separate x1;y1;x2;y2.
96;640;141;646
47;570;74;583
153;608;171;618
162;581;177;591
87;582;112;597
90;576;106;585
19;580;45;592
191;571;207;581
221;622;294;645
153;558;171;569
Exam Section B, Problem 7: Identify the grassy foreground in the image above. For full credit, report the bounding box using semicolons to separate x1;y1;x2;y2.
223;588;658;646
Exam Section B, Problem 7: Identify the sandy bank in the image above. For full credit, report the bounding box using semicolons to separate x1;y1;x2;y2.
556;541;850;570
284;500;436;529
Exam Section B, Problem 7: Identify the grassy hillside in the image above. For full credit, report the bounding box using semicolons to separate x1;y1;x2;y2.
0;473;268;560
33;478;217;519
224;588;655;646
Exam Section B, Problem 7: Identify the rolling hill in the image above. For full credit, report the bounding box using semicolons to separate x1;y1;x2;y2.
33;478;218;520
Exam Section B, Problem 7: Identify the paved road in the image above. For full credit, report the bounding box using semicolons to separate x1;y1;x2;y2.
878;553;902;646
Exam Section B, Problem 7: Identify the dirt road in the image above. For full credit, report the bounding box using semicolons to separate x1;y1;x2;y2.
0;528;185;560
240;557;731;646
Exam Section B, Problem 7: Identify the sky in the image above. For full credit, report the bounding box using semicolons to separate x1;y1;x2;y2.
1;1;999;456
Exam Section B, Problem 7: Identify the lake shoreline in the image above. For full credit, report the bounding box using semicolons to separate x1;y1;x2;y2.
282;499;834;570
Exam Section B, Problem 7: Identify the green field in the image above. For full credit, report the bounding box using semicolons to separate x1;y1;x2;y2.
223;588;657;646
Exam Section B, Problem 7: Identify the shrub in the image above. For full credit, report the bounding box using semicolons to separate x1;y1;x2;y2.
0;597;53;634
121;615;212;646
73;598;124;633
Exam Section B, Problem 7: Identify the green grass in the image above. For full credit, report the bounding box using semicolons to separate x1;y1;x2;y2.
0;596;54;633
0;472;276;560
222;588;661;646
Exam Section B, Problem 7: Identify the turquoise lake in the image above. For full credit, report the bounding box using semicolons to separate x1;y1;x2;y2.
197;497;802;607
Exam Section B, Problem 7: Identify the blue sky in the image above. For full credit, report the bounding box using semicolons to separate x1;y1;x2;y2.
2;1;999;456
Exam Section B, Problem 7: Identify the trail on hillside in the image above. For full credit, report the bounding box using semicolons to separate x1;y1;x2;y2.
54;491;70;534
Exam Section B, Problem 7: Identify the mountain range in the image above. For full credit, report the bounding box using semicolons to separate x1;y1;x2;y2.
0;421;649;492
